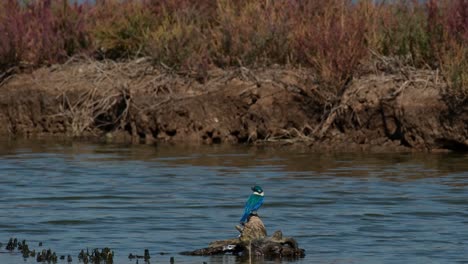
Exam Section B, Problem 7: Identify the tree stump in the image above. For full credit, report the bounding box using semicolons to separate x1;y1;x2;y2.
181;215;305;259
237;215;267;242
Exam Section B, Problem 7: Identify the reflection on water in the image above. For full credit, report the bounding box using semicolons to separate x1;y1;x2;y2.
0;139;467;264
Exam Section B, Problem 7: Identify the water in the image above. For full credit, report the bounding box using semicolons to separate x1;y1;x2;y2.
0;140;467;264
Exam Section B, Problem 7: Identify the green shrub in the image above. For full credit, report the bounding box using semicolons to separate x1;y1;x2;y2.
89;1;155;59
211;0;292;66
377;1;433;66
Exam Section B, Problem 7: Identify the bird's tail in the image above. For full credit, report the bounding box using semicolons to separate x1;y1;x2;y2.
240;212;249;224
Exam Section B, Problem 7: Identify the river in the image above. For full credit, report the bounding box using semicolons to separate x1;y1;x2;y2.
0;140;467;263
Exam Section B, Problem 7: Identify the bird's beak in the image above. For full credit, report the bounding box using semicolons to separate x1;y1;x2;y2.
251;186;255;191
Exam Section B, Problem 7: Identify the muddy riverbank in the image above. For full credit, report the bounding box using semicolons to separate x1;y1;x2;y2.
0;58;466;152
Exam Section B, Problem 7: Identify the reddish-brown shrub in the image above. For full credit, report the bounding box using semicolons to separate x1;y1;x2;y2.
434;0;468;98
291;0;368;93
0;0;24;68
0;0;91;69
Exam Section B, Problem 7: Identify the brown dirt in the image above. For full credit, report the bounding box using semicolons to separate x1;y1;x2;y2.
0;58;467;152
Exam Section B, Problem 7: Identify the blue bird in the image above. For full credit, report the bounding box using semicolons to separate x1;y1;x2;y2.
240;186;264;224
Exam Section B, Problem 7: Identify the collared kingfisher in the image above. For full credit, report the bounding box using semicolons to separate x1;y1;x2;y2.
240;186;264;224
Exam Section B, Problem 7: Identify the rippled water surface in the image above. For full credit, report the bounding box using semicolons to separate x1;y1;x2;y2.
0;140;467;264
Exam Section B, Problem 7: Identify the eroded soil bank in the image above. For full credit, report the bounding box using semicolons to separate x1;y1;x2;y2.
0;59;467;152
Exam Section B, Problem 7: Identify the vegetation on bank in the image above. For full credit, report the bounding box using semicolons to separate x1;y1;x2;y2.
0;0;467;98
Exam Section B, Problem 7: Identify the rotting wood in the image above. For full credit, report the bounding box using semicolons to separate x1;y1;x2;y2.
181;215;305;259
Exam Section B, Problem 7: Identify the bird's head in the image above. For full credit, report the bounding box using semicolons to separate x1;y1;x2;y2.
251;185;264;195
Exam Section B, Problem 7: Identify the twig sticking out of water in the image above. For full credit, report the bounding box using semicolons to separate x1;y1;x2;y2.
78;247;114;264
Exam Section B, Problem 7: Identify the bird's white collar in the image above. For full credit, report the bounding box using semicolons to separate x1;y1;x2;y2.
254;191;264;196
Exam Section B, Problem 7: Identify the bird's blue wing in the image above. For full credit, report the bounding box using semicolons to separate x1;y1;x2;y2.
249;195;264;211
240;194;264;223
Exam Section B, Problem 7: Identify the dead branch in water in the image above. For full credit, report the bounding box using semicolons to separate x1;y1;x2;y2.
182;215;305;258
